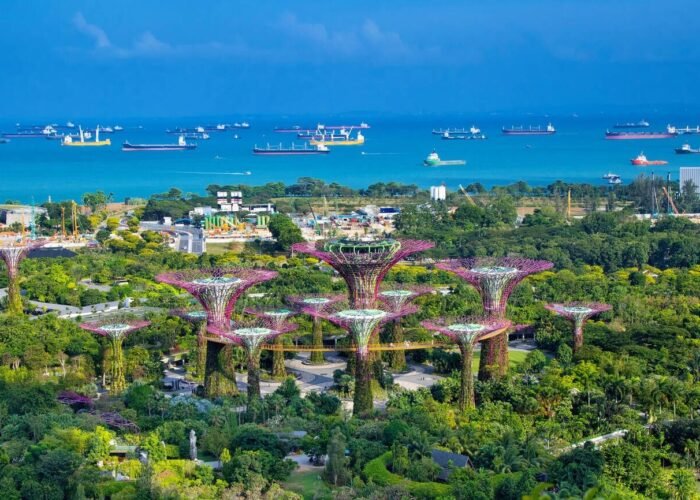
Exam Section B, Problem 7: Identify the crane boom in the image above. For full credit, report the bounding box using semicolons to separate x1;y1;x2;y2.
661;186;679;215
458;184;477;206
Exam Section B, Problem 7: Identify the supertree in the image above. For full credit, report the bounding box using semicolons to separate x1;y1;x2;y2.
292;239;434;308
545;302;612;352
172;309;210;381
207;322;297;403
310;304;415;417
57;391;95;410
0;238;45;315
437;257;552;380
157;268;278;397
378;286;433;371
80;318;150;395
287;294;344;364
245;307;298;378
422;318;511;411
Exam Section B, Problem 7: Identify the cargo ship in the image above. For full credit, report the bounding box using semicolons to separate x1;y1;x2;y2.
62;127;111;147
502;123;556;135
670;125;700;135
630;153;668;166
675;144;700;154
605;130;674;140
3;125;56;138
122;135;196;151
423;150;466;167
253;143;329;155
613;120;650;128
310;130;365;146
432;126;482;135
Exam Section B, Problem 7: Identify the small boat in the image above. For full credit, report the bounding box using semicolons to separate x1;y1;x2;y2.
98;126;114;134
233;134;239;140
232;122;250;129
122;135;196;151
605;130;674;140
630;153;668;166
181;132;210;140
253;143;329;155
502;123;556;135
274;125;304;133
613;119;650;128
0;138;9;144
423;150;466;167
310;130;365;146
165;126;205;134
603;173;622;184
66;121;75;128
113;125;124;132
675;144;700;154
62;126;111;147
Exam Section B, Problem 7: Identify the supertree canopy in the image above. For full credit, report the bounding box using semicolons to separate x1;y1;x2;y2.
311;304;413;416
158;268;277;398
245;307;298;378
378;286;433;371
157;268;278;328
288;294;344;364
207;322;296;403
80;318;150;394
437;257;552;380
0;238;46;315
545;302;612;352
292;238;434;308
422;318;511;411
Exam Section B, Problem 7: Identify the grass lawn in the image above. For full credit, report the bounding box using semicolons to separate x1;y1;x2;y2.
282;470;332;500
470;349;528;371
204;242;232;255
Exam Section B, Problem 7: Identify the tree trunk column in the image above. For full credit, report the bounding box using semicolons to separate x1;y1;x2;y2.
478;333;508;380
309;317;326;364
353;349;373;417
196;323;207;380
111;339;126;395
271;337;286;378
6;276;23;315
247;350;261;402
387;320;407;372
573;319;584;353
459;343;475;412
204;340;239;398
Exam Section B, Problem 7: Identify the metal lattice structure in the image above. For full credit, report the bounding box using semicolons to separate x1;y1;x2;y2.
80;318;150;395
422;317;511;411
57;391;95;409
545;302;612;352
172;308;209;381
292;239;434;308
287;294;345;364
207;322;297;403
436;257;552;379
156;268;278;328
245;307;298;377
0;238;46;315
95;411;140;432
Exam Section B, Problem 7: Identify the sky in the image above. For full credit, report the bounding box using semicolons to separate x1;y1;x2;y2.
1;0;699;119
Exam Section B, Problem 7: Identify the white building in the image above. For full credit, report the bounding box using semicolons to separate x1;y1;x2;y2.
430;185;447;201
680;168;700;195
0;205;47;228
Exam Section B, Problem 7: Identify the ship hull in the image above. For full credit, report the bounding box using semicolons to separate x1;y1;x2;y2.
606;133;674;140
253;149;329;155
502;130;555;136
122;144;196;151
675;149;700;155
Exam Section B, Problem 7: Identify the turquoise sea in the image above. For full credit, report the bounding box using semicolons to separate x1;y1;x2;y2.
1;114;699;203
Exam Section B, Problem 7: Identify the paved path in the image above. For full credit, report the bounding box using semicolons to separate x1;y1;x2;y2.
141;222;206;255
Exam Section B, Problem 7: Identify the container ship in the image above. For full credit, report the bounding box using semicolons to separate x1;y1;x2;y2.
630;153;668;166
613;120;650;128
605;130;674;140
253;143;329;155
502;123;556;135
122;136;196;151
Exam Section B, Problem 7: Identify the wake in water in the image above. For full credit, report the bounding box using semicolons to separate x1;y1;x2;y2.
172;171;252;176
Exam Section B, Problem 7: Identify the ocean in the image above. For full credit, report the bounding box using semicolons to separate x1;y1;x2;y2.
1;114;698;203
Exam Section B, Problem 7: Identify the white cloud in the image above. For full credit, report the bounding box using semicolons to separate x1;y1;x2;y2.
73;12;112;49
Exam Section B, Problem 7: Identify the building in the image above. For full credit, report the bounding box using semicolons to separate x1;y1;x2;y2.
216;191;243;212
0;205;47;229
430;185;447;201
680;168;700;195
430;449;472;482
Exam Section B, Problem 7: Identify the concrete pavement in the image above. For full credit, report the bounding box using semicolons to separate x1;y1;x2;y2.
141;222;206;255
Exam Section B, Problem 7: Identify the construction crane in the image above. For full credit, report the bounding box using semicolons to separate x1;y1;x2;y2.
661;186;680;215
458;184;477;206
567;189;572;220
61;207;66;239
71;201;79;240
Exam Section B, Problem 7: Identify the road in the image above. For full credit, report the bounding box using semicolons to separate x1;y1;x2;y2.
141;222;206;255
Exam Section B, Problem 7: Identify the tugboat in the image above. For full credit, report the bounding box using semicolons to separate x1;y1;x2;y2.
675;144;700;154
423;150;466;167
253;143;330;155
602;173;622;185
122;135;196;151
630;152;668;166
502;123;556;135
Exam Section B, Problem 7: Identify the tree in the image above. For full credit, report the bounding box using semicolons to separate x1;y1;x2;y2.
268;214;303;251
324;428;350;486
82;191;111;212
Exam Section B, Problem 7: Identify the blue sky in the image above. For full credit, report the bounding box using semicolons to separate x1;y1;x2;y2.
2;0;698;118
